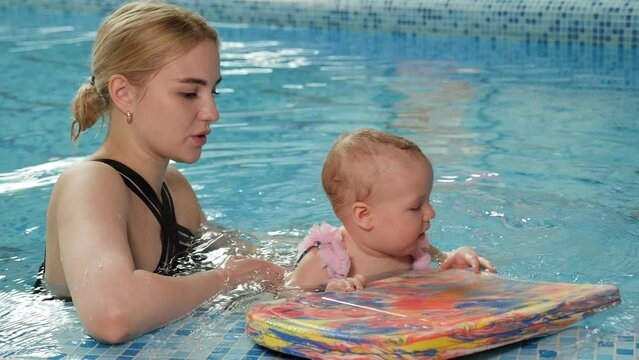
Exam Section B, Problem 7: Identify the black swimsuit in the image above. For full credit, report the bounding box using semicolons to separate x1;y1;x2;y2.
34;159;195;297
95;159;195;274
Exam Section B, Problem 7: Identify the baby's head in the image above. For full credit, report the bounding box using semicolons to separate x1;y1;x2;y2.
322;128;432;218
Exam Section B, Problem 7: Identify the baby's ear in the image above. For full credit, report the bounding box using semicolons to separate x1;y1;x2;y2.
352;202;373;230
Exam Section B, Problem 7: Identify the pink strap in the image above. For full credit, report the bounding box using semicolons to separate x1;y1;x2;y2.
297;223;432;278
410;233;431;270
297;222;350;280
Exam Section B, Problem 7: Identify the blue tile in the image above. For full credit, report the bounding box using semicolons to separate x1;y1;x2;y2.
80;340;97;348
46;356;66;360
617;335;634;342
560;337;577;344
616;348;633;355
596;355;613;360
257;354;281;359
212;346;230;354
172;351;191;358
246;347;264;356
519;342;538;355
175;329;192;336
82;356;99;360
539;350;558;358
122;349;140;356
500;355;518;360
127;342;145;350
598;341;614;347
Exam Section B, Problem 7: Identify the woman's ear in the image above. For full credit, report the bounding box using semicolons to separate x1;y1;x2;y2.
352;201;373;230
108;74;134;114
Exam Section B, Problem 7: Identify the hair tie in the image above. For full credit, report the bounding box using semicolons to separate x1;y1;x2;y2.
90;75;95;86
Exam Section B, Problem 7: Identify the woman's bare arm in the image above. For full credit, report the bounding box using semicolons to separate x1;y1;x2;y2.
53;164;282;344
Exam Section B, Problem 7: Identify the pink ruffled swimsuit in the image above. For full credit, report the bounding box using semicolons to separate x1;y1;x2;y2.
296;222;431;281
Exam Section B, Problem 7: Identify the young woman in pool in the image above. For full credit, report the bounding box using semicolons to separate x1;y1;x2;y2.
41;1;284;344
287;128;496;291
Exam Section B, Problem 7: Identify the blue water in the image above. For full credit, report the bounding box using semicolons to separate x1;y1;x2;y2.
1;5;638;355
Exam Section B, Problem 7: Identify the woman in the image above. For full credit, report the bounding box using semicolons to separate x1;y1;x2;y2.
42;1;284;344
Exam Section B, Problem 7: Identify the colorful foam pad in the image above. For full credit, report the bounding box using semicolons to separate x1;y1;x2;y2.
246;269;620;359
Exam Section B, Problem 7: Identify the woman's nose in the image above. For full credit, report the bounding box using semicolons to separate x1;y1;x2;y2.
201;96;220;123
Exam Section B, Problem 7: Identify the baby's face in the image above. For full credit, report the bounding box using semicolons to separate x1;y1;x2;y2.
365;155;435;257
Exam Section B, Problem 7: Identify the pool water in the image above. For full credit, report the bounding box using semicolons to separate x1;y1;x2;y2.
1;5;638;359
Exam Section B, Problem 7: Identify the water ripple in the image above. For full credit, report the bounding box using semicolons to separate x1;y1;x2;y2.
0;291;80;357
0;157;82;194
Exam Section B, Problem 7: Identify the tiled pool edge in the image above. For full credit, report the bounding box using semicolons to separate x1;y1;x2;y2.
1;0;638;48
17;310;638;360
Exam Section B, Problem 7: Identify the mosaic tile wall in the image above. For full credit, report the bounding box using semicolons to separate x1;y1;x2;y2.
2;0;638;48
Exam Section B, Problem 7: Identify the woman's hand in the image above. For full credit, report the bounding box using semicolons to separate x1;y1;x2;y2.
221;255;285;289
441;246;496;273
325;274;366;292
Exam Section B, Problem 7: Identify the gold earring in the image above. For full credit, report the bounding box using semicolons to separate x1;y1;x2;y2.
126;111;133;124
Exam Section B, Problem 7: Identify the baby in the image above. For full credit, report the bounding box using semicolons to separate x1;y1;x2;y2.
288;128;495;291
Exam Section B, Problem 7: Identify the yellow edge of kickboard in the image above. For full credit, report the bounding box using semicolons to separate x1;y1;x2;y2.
249;314;584;357
248;305;587;355
249;316;492;353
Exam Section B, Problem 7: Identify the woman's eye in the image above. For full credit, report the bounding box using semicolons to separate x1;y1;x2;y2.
181;92;198;99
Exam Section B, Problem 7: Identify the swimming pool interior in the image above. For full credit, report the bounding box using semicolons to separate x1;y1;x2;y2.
0;0;638;359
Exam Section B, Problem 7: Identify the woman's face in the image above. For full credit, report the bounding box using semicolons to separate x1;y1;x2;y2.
131;40;221;164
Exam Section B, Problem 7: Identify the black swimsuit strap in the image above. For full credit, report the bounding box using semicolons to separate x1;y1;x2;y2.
94;159;191;274
34;159;196;298
95;159;164;225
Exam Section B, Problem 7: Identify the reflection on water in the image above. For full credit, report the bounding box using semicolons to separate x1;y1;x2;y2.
173;225;298;277
0;291;78;357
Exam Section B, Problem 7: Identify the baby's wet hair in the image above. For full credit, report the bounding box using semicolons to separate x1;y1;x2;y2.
321;128;428;213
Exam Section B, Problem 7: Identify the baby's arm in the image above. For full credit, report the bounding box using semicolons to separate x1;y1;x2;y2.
426;244;496;273
286;247;330;291
287;248;366;292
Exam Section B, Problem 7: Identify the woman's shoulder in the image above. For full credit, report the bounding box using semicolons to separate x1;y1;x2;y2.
51;160;131;207
164;164;198;200
55;160;126;189
165;164;191;187
164;164;205;230
48;160;132;233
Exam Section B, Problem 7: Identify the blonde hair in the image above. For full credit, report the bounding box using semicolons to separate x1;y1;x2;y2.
70;0;219;141
322;128;428;213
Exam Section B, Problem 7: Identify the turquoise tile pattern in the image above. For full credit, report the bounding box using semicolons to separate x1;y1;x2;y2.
1;0;638;48
14;306;637;360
